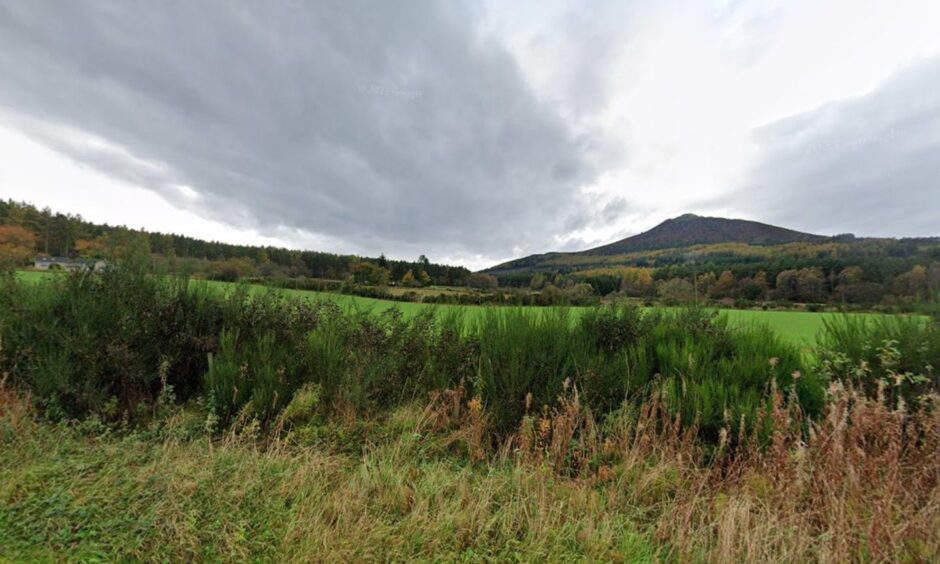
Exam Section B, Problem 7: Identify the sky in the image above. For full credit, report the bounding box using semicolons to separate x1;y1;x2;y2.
0;1;938;270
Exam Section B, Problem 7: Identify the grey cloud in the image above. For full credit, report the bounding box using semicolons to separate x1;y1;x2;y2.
524;2;636;172
600;197;629;223
557;195;632;236
726;56;940;237
0;1;596;260
529;7;627;117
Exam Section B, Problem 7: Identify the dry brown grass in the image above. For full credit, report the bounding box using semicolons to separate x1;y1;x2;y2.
0;373;30;434
423;378;940;562
2;376;939;562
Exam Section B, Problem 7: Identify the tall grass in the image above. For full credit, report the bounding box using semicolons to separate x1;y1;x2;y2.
817;314;939;405
3;268;940;560
2;266;935;447
2;375;938;562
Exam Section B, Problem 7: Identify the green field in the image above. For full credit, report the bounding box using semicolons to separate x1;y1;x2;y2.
15;270;895;347
256;285;842;346
5;269;938;562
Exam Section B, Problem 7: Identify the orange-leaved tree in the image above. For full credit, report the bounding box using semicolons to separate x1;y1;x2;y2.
0;224;37;270
0;224;37;269
74;234;110;259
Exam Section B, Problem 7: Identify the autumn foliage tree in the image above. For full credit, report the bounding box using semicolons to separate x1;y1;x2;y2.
619;268;655;297
467;273;498;290
351;262;390;286
657;278;694;305
74;234;109;258
893;265;929;300
709;270;738;299
695;272;717;297
529;272;547;291
0;224;36;268
418;270;432;287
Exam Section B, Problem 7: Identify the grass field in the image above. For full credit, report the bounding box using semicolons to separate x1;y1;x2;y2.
15;270;894;347
4;268;938;561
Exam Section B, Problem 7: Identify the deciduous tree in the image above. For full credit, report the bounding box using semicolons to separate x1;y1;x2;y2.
351;262;390;286
657;278;694;305
893;265;929;300
467;273;498;290
0;224;36;268
710;270;737;299
620;268;655;297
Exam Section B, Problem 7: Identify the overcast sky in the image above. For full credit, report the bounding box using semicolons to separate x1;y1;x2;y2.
1;0;938;269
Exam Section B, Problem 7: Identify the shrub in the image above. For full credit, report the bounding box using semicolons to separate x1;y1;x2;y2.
0;268;179;417
817;315;939;406
0;269;326;419
471;308;585;434
1;270;829;445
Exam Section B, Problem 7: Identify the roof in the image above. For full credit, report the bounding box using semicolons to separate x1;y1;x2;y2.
34;257;103;264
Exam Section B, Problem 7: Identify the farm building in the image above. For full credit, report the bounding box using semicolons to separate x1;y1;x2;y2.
33;257;107;272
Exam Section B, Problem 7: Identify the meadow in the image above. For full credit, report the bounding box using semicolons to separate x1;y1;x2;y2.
237;283;841;346
2;267;939;561
15;270;894;347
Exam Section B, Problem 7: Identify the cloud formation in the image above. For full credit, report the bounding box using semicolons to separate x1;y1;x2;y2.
0;1;596;261
1;0;939;269
727;56;940;237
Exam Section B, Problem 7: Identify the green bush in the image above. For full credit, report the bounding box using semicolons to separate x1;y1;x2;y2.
0;268;181;417
1;270;834;445
817;315;939;406
0;269;324;419
654;320;822;441
467;305;821;441
472;308;585;433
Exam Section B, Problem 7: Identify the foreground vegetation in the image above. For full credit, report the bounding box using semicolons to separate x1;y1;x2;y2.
15;270;909;348
1;266;939;560
3;382;938;562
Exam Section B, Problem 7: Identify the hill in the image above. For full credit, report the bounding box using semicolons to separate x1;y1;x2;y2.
583;213;825;256
486;213;827;275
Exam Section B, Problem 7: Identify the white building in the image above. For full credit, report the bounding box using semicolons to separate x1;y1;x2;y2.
33;257;107;272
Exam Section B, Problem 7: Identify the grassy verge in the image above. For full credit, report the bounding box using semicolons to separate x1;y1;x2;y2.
2;384;938;562
0;388;661;561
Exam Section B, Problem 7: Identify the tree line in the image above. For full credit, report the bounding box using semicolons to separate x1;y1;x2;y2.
0;200;471;285
498;260;940;307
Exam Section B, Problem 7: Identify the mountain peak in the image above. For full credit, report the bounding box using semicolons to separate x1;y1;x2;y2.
582;214;823;256
484;214;829;274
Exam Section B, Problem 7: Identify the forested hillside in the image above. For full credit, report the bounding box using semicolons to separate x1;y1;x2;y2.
0;200;470;285
584;213;826;255
488;214;940;306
